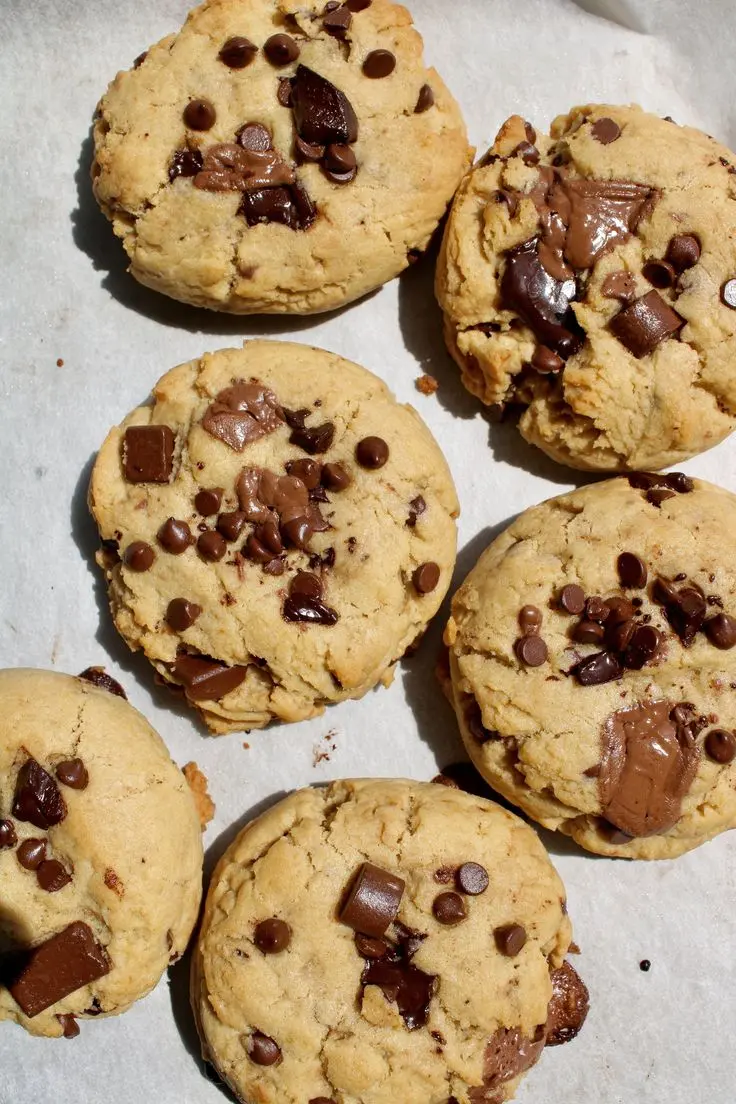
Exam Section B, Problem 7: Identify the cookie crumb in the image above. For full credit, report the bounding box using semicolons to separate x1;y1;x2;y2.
104;868;125;898
242;742;250;750
183;761;215;828
313;730;338;766
415;373;439;395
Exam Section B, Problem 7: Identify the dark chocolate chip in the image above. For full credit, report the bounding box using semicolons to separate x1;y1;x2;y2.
283;594;338;625
291;64;358;145
605;596;635;623
432;892;467;925
217;510;247;542
166;598;202;632
0;819;17;849
518;605;542;633
218;36;258;68
514;634;548;667
413;562;440;595
617;552;648;588
247;1031;281;1066
37;859;72;893
17;838;47;870
169;148;204;182
559;584;585;615
295;135;325;162
290;571;323;599
171;655;247;700
415;83;434;113
622;624;660;669
280;516;312;550
642;260;676;289
354;933;389;959
157;518;193;554
356;436;389;468
339;862;405;937
321;462;351;490
123;425;174;483
56;759;89;790
406;495;426;528
639;959;651;972
531;345;564;373
704;612;736;649
240;182;316;230
657;583;706;646
585;596;610;623
183;99;216;130
78;667;126;699
123;541;155;572
290;421;335;454
362;49;396;78
721;279;736;309
591;117;621;144
254;918;291;954
494;923;527;956
455;862;489;896
323;142;358;183
573;620;605;644
264;33;300;66
606;617;635;652
666;234;700;272
13;759;67;830
197;531;227;562
195;488;223;515
704;729;736;764
609;290;684;357
572;651;622;685
7;922;111;1018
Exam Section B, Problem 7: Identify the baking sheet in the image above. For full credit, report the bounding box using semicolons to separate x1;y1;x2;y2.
1;0;735;1100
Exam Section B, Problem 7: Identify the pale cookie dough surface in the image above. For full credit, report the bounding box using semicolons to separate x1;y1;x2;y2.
92;0;470;314
89;340;459;734
446;476;736;860
436;104;736;471
193;778;584;1104
0;668;203;1037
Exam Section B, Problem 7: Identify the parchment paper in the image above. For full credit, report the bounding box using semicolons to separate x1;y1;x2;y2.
1;1;735;1101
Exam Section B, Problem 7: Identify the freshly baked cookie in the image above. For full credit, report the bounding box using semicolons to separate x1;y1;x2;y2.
92;0;470;314
436;104;736;471
89;341;458;734
446;475;736;859
0;668;203;1037
192;778;587;1104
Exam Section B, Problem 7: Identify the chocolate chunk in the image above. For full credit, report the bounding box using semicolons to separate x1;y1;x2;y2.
169;148;204;182
239;183;316;230
559;584;585;615
601;270;637;301
704;612;736;649
17;838;47;870
218;36;257;68
415;83;434;113
195;488;223;515
501;239;582;359
291;65;358;145
197;531;227;562
600;700;700;836
295;135;325;163
321;462;351;491
346;0;371;8
7;922;110;1018
468;1027;545;1101
531;345;564;373
642;260;676;289
57;1013;80;1039
123;541;155;572
202;381;283;451
363;49;396;78
37;859;72;893
432;892;467;925
263;33;300;66
494;923;527;957
721;279;736;309
217;510;247;542
647;487;676;507
323;4;352;36
0;819;17;849
355;933;389;958
246;1031;282;1065
359;926;435;1030
290;421;335;454
627;471;693;494
514;634;548;667
622;624;660;669
56;759;88;790
13;758;67;830
455;862;489;896
157;517;193;554
406;495;426;528
356;436;389;468
172;655;247;700
323;143;358;183
609;290;684;358
666;234;700;272
254;918;291;954
704;729;736;764
545;961;590;1045
604;596;635;624
606;617;635;652
78;667;127;698
591;117;621;144
166;598;202;632
183;99;216;130
518;605;542;633
286;458;321;488
123;425;174;483
585;596;610;622
413;562;440;595
655;581;706;646
339;862;405;937
617;552;648;588
283;594;338;625
572;650;622;686
573;620;605;644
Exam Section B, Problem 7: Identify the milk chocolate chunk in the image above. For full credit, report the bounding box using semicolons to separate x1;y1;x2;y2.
456;862;489;896
432;892;467;925
609;290;684;358
291;65;358;146
0;819;17;849
666;233;700;272
501;239;582;359
202;381;283;451
263;33;299;66
339;862;405;937
7;922;110;1018
415;83;434;113
37;859;72;893
13;758;67;830
254;918;291;954
218;36;257;68
166;598;202;632
183;98;216;130
591;117;621;144
56;759;89;790
599;700;700;837
546;961;590;1045
157;517;193;554
572;650;622;686
359;925;435;1030
363;49;396;78
290;420;335;454
704;612;736;649
601;270;636;301
705;729;736;764
123;425;174;483
246;1031;282;1065
78;667;127;699
123;541;155;572
617;552;648;588
468;1028;545;1101
172;655;247;700
494;923;527;957
283;595;338;625
17;838;47;870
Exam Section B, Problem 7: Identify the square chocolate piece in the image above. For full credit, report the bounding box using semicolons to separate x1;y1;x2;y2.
123;425;175;483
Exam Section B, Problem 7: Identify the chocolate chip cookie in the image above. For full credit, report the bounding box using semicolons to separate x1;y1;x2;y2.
0;668;202;1037
89;341;458;733
92;0;470;314
446;475;736;859
436;104;736;471
192;779;587;1104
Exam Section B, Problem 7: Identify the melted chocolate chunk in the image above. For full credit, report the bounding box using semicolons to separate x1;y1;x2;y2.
601;270;637;302
123;425;174;483
339;862;405;937
546;961;590;1045
239;181;316;230
468;1027;545;1101
169;148;204;182
202;381;283;451
78;667;126;698
283;595;338;625
572;650;622;686
6;922;110;1018
627;471;693;494
360;926;435;1030
609;290;684;358
37;859;72;893
290;420;335;454
291;65;358;145
501;239;582;358
171;655;247;700
13;758;67;830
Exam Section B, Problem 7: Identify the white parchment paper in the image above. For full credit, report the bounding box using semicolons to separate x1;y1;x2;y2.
1;0;735;1101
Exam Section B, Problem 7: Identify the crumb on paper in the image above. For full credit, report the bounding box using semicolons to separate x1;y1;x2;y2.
313;730;338;767
183;761;215;828
242;741;250;749
415;373;439;395
568;941;581;955
56;358;64;367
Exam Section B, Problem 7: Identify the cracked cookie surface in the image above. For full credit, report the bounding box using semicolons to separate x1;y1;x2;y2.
89;340;459;734
436;104;736;471
192;778;584;1104
92;0;470;314
446;476;736;859
0;668;203;1037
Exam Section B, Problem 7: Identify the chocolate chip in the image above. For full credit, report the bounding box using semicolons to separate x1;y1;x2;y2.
518;605;542;633
559;584;585;615
514;635;548;667
358;925;435;1029
362;49;396;78
591;117;620;144
218;36;258;68
264;33;300;66
628;471;693;494
339;862;405;937
0;819;17;849
78;667;126;699
157;517;193;554
17;838;47;870
123;425;174;483
166;598;202;632
290;571;323;600
236;122;272;152
455;862;489;896
291;64;358;145
704;612;736;649
666;234;700;272
647;487;676;507
295;135;325;162
415;84;434;113
281;517;312;550
546;961;590;1046
606;617;635;652
704;729;736;764
622;624;661;669
195;488;223;515
501;239;582;359
283;594;338;625
494;923;527;957
123;541;155;572
246;1031;281;1066
656;582;706;646
511;140;540;165
37;859;72;893
197;531;227;562
57;1013;80;1039
642;260;676;289
572;651;622;685
277;77;294;107
573;620;605;644
13;758;67;830
531;345;564;373
169;148;204;182
240;182;316;230
290;421;335;454
172;655;247;700
323;4;352;36
432;892;467;925
605;596;635;623
284;458;320;488
56;759;89;790
610;290;683;357
321;462;351;491
254;918;291;953
323;142;358;183
354;933;389;958
183;99;216;130
7;922;111;1018
413;562;440;595
356;436;389;468
346;0;371;8
639;959;651;972
217;510;247;542
585;596;610;623
617;552;648;588
309;1099;337;1104
721;279;736;309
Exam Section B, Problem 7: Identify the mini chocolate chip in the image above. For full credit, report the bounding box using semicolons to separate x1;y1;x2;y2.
17;838;47;870
183;99;216;130
356;436;389;468
321;462;351;491
455;862;489;896
37;859;72;893
514;635;548;667
666;234;700;272
413;562;440;595
617;552;648;588
166;598;202;632
572;651;622;685
432;892;467;925
339;862;405;937
494;923;527;956
704;612;736;649
218;36;257;68
123;542;155;572
704;729;736;764
0;819;17;849
720;280;736;309
415;83;434;113
254;918;291;954
531;345;564;373
264;33;300;66
217;510;247;542
290;571;323;599
591;117;620;144
197;531;227;562
573;620;605;644
354;933;389;959
363;49;396;78
157;518;193;554
290;421;335;455
286;458;321;488
642;260;676;289
559;584;585;615
247;1031;281;1066
56;760;89;790
194;488;223;515
518;605;542;633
